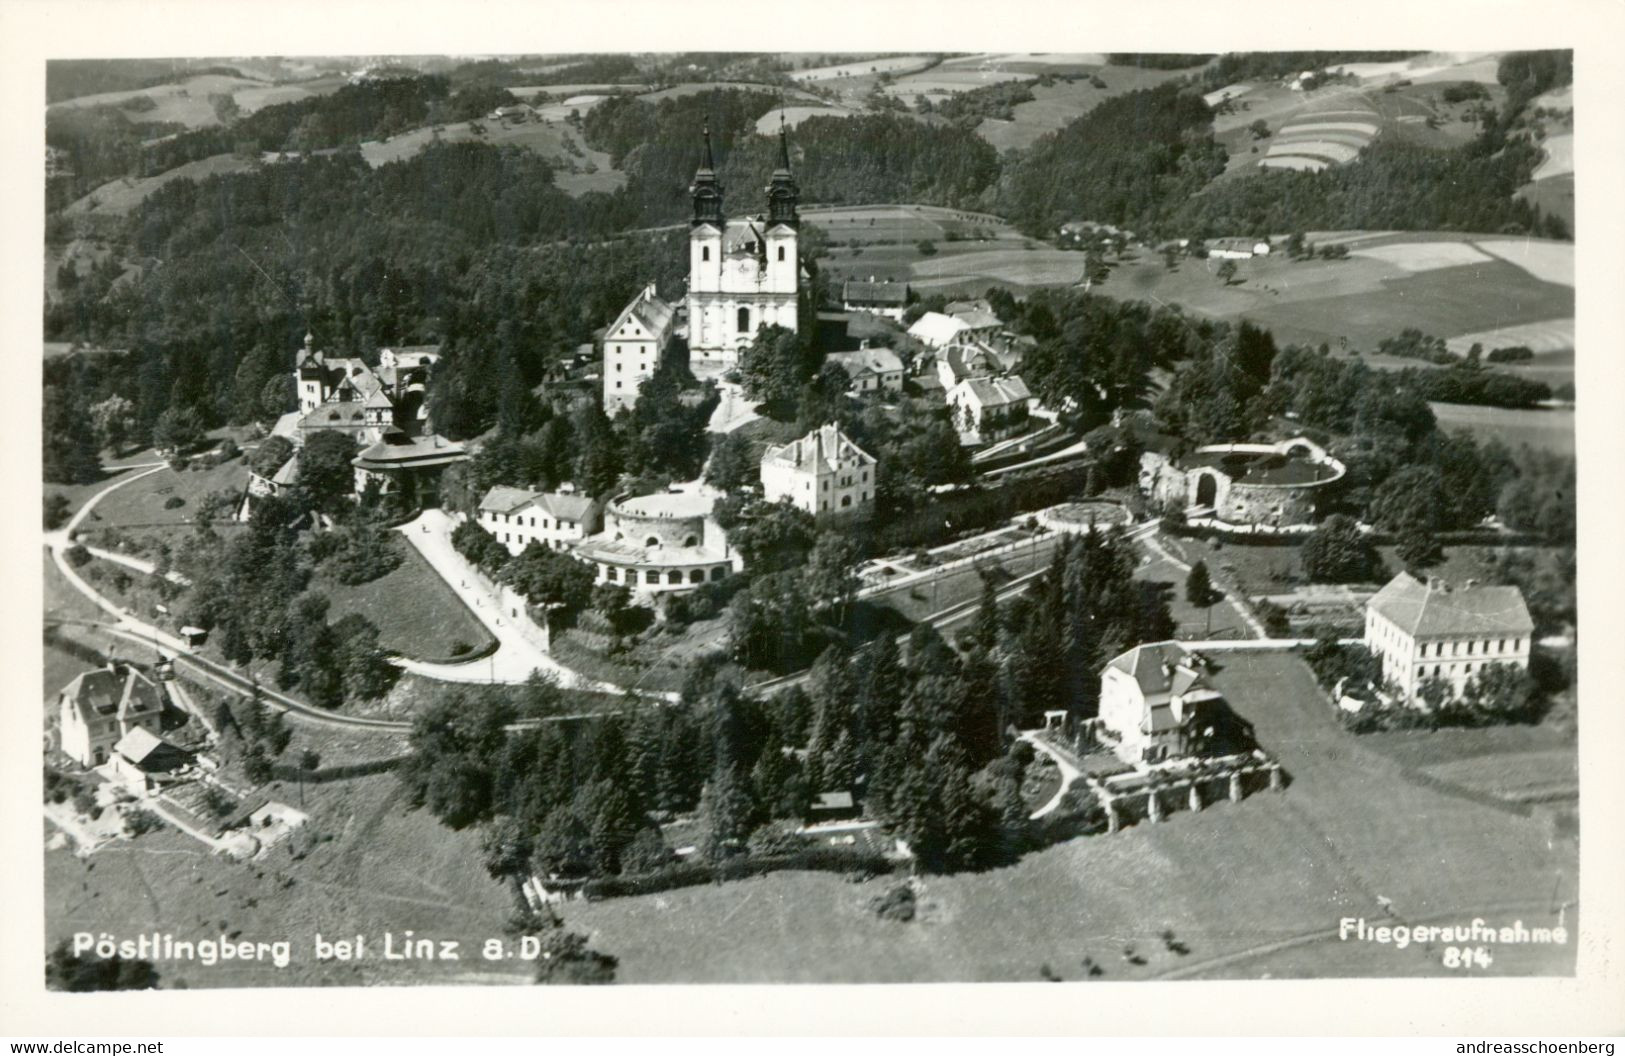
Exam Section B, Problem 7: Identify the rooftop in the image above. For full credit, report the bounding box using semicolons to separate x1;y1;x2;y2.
354;431;468;469
1368;572;1534;639
61;664;163;726
842;279;909;306
615;490;715;520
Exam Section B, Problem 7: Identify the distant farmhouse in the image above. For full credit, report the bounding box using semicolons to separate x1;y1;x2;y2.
478;486;601;556
1206;237;1273;260
841;279;910;321
1365;573;1534;704
1098;641;1224;765
761;423;877;518
825;345;905;395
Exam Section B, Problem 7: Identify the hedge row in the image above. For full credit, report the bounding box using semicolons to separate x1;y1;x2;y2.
580;847;896;900
1164;520;1549;550
867;462;1095;555
267;756;406;785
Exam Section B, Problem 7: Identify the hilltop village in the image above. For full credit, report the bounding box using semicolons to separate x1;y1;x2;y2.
42;51;1578;988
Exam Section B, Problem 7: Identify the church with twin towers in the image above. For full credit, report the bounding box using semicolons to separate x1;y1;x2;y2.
602;119;803;412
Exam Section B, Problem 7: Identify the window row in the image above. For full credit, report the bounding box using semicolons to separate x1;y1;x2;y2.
599;564;728;586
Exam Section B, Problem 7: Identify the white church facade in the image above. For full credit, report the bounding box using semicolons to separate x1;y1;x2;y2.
603;121;804;409
685;121;802;371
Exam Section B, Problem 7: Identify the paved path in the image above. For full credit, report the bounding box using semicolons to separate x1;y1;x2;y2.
393;510;671;697
979;436;1090;478
1019;731;1082;819
1140;529;1269;639
705;381;761;434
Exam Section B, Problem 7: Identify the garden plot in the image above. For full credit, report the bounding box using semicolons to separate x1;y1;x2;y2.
1474;239;1574;287
1350;241;1493;272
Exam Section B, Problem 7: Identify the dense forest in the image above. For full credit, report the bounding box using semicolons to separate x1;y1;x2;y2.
44;143;683;477
584;89;1002;224
401;523;1173;878
1001;82;1231;237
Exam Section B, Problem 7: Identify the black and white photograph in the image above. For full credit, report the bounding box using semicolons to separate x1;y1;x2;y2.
7;0;1625;1040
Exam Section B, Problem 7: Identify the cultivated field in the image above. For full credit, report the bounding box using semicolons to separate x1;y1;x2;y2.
358;120;624;196
1349;241;1491;272
1259;100;1381;173
1444;319;1574;357
883;67;1039;109
975;66;1193;153
66;154;258;217
568;651;1575;982
754;104;861;133
791;56;936;82
49;73;344;130
43;772;525;989
1475;240;1574;287
1428;403;1575;455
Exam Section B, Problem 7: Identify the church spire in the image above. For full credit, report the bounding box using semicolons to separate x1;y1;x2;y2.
766;114;799;229
689;119;724;228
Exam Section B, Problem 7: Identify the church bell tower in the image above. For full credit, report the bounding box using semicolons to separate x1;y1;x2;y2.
690;121;724;228
765;117;800;229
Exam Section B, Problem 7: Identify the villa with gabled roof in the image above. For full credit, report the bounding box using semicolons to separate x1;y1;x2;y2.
760;423;877;518
1098;641;1224;764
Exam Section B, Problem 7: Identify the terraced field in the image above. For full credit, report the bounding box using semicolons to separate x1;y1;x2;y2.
1259;101;1381;172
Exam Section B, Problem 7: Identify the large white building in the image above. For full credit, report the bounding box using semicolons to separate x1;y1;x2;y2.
685;121;801;371
478;486;600;556
571;489;741;601
602;283;676;413
760;423;877;518
1364;572;1534;704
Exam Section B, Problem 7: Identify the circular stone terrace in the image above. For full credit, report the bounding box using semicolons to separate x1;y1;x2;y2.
1040;501;1134;534
1181;442;1345;488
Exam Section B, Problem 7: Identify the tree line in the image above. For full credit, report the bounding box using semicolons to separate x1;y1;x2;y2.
401;523;1167;881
